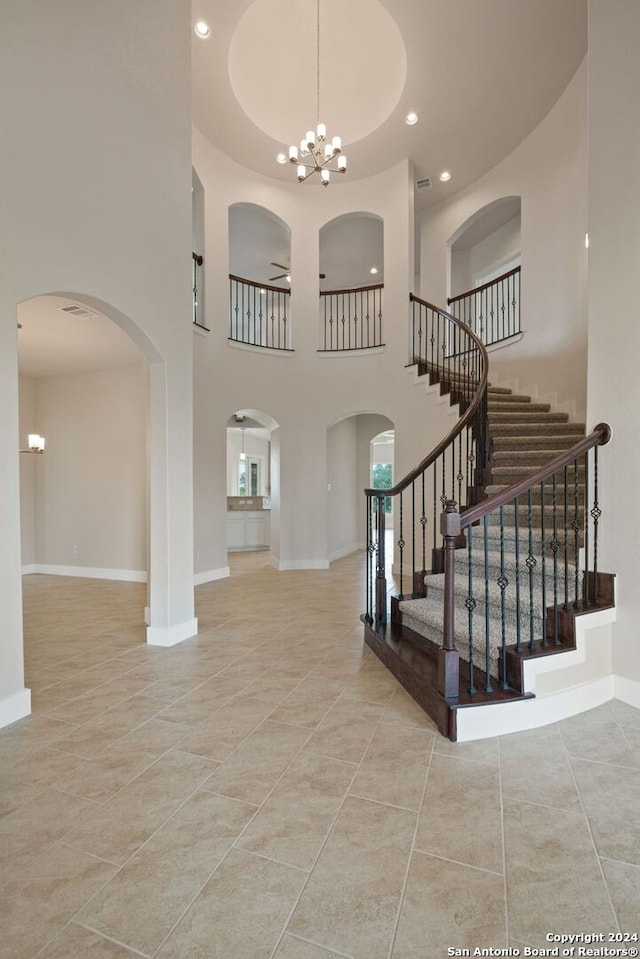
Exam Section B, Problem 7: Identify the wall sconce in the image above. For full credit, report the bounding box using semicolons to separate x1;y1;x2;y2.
20;434;46;454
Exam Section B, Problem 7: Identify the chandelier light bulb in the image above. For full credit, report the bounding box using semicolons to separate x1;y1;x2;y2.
321;169;330;186
337;155;347;172
316;122;326;140
331;136;341;154
297;165;306;182
288;145;298;163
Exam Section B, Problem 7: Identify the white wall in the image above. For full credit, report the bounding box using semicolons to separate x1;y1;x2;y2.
0;0;195;725
192;136;417;572
19;378;37;570
451;215;521;296
327;418;360;561
587;0;640;697
30;367;147;576
421;61;588;419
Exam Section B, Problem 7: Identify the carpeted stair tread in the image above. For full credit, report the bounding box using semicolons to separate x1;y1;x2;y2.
488;401;552;414
488;410;569;423
490;422;585;436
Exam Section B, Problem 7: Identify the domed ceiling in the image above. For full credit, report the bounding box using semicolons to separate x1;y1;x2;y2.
192;0;587;202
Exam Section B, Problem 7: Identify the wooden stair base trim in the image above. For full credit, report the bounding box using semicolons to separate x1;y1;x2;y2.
503;572;615;692
362;618;532;741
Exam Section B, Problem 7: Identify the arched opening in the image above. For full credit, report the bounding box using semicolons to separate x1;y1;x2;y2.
15;292;183;648
448;197;522;345
319;213;384;351
225;408;280;566
327;412;393;563
228;204;292;349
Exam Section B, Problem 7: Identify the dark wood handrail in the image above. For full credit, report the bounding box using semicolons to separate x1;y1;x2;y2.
364;293;489;498
460;422;611;529
447;265;520;306
320;283;384;297
229;273;291;295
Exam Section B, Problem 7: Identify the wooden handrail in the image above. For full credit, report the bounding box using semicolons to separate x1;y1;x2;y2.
447;265;520;306
365;293;489;498
229;274;291;295
460;422;611;529
320;283;384;297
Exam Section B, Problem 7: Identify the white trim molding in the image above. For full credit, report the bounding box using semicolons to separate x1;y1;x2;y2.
25;564;147;583
0;687;32;729
194;566;230;585
275;558;330;571
146;617;199;647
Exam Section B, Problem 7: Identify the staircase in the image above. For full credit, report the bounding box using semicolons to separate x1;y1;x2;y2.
397;384;587;675
363;292;613;741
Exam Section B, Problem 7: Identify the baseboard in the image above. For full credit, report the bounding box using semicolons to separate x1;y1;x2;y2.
456;606;617;742
146;617;198;647
328;543;360;562
21;564;37;575
194;566;230;585
0;687;31;729
276;559;330;571
614;675;640;710
27;564;147;583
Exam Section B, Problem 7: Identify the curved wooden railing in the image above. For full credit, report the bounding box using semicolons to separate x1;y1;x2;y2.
437;423;612;701
319;283;384;351
364;294;489;626
229;274;292;351
447;265;521;346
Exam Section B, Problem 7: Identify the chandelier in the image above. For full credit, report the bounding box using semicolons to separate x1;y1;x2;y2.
287;0;347;186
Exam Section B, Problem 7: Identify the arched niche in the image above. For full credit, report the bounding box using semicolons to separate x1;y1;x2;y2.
319;212;384;292
448;197;521;298
228;203;291;286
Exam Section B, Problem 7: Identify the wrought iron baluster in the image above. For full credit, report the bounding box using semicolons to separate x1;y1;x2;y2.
591;446;601;604
498;505;509;690
584;452;590;604
526;487;536;652
466;525;477;694
420;470;427;583
540;480;548;647
483;515;493;692
563;465;569;609
573;458;580;606
514;495;521;654
551;473;560;644
411;481;416;597
397;490;405;600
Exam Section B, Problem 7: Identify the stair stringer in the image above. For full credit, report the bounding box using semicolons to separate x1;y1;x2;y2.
455;602;617;742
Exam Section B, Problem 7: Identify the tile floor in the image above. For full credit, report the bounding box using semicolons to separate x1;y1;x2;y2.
2;550;640;959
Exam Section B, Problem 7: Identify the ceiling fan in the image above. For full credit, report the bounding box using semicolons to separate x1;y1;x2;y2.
269;262;326;282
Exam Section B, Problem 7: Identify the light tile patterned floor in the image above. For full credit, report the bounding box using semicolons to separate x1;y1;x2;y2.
2;551;640;958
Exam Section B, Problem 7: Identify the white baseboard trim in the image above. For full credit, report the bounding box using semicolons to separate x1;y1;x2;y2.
194;567;230;586
26;564;147;583
328;543;360;562
276;559;331;571
0;688;32;729
21;564;37;575
614;675;640;709
146;617;198;647
456;606;617;742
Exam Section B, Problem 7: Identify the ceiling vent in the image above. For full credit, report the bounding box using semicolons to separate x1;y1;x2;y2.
59;304;96;319
416;177;432;192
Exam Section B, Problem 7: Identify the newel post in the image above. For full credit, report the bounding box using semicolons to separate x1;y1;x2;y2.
375;495;387;625
439;500;460;699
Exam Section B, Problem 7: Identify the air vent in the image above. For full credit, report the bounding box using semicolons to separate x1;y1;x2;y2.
416;177;432;192
59;304;96;319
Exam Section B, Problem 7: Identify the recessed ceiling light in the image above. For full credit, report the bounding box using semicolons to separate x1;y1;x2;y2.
405;112;418;126
439;170;451;182
194;21;211;39
276;153;287;164
370;267;378;275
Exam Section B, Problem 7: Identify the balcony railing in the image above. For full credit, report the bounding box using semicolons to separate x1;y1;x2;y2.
229;274;292;351
447;266;521;347
319;283;384;351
